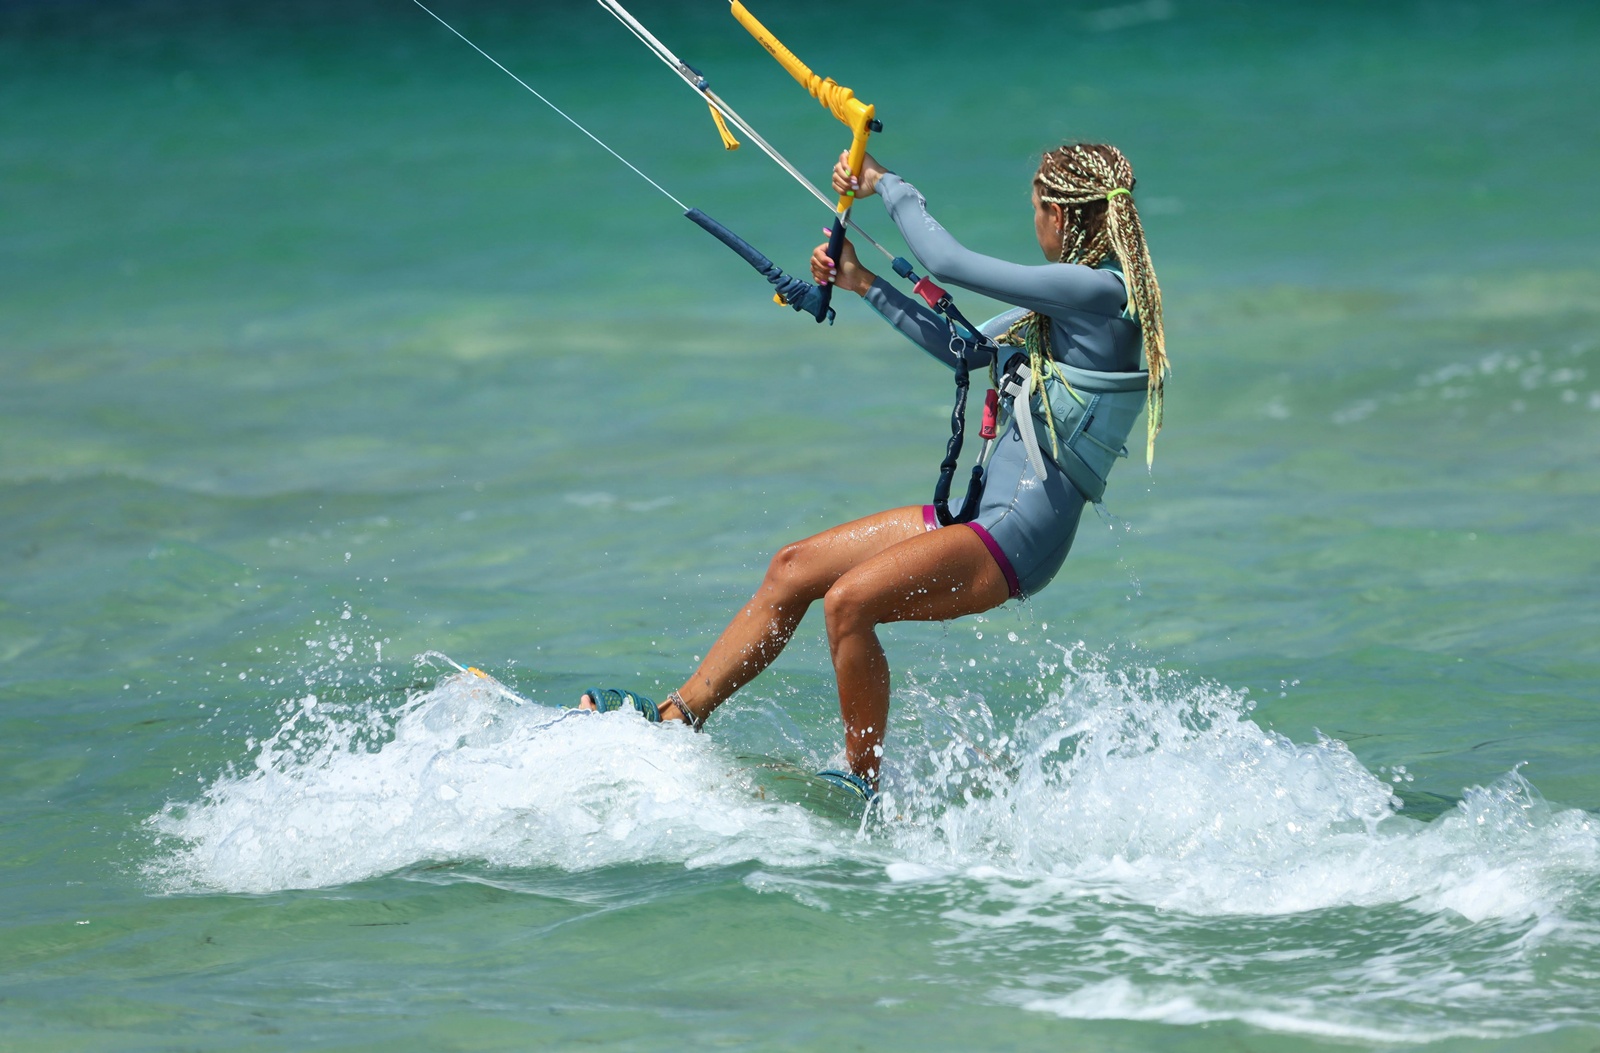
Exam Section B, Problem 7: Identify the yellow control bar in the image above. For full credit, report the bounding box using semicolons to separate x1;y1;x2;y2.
729;1;875;213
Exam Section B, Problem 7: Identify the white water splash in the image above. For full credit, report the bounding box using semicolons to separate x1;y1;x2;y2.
147;668;846;894
147;644;1600;1041
151;646;1599;919
876;646;1600;921
860;646;1600;1043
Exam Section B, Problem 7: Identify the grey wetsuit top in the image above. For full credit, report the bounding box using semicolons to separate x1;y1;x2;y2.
863;173;1142;374
860;172;1145;597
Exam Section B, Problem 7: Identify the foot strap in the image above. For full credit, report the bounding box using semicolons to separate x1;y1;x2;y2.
581;687;661;722
815;769;877;802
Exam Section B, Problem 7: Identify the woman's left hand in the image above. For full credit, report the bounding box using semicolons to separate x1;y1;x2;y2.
811;233;874;295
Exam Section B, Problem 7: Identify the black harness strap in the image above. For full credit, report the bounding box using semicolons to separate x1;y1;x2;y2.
891;257;998;526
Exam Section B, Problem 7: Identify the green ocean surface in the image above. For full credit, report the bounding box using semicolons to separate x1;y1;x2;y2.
3;0;1598;1048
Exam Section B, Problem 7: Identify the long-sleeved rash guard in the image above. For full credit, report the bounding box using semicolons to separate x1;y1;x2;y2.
861;173;1142;375
854;173;1146;598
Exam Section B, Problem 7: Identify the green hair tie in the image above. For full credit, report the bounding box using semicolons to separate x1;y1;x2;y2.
1106;188;1132;201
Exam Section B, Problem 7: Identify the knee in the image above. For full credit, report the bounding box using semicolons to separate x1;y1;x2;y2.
823;576;876;640
763;540;821;599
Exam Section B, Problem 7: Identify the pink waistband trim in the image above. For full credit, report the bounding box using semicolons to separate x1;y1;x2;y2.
964;521;1023;598
921;504;939;532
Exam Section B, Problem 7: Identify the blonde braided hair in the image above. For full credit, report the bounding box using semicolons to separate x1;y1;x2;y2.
999;143;1168;465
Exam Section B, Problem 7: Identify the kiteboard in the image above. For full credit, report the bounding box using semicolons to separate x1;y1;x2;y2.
741;754;878;822
418;652;536;705
419;655;879;820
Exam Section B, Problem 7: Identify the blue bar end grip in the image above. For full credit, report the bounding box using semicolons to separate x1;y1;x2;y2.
686;208;835;325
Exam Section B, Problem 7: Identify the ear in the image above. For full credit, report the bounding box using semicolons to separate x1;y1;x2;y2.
1046;201;1065;229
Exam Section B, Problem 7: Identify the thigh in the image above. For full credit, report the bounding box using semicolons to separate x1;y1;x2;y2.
775;504;933;593
829;519;1012;626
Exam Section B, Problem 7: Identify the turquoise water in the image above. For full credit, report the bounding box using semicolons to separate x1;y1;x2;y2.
4;0;1599;1047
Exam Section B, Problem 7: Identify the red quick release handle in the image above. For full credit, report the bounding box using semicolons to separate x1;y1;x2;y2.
913;276;947;310
980;388;999;440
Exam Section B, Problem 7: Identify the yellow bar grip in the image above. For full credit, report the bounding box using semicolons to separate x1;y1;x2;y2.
730;1;813;89
730;0;874;213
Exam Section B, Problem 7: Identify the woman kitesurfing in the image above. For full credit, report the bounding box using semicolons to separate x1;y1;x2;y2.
413;0;1166;799
581;144;1167;799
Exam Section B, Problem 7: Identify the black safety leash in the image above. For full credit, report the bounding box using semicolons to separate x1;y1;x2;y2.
889;258;999;525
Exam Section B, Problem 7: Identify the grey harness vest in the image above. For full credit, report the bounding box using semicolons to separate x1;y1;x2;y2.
996;359;1148;503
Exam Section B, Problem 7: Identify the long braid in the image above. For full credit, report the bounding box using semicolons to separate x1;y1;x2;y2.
999;143;1168;465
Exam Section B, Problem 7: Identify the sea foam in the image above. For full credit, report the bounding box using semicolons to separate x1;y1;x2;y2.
874;647;1599;921
148;668;847;894
148;645;1600;1040
151;646;1598;923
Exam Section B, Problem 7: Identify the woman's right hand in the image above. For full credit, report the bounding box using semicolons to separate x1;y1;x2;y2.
831;150;887;199
811;232;874;295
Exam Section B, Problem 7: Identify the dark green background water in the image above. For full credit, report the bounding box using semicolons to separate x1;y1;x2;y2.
3;0;1598;1048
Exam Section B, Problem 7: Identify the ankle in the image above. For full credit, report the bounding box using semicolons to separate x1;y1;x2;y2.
663;690;706;732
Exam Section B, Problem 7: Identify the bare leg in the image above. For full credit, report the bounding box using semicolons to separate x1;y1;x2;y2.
822;525;1011;782
581;506;931;718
